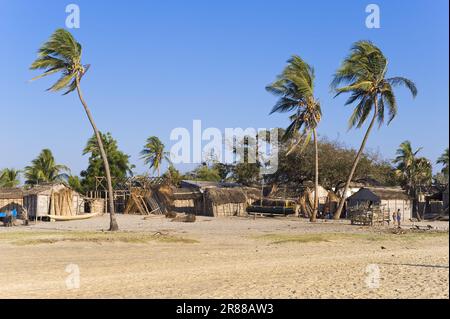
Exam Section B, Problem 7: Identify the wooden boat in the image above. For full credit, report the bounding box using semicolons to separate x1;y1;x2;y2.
47;213;99;221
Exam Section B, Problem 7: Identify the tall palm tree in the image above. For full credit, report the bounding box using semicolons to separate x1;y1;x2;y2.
331;40;417;219
266;55;322;222
30;29;118;231
437;148;449;178
140;136;171;177
0;169;21;188
24;149;69;185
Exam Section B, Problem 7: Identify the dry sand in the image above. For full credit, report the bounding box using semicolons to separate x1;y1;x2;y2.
0;215;448;299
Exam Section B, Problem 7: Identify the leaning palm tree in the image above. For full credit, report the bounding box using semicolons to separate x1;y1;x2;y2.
266;55;322;222
331;40;417;219
0;169;21;188
140;136;171;177
24;149;70;185
30;29;118;231
437;148;449;178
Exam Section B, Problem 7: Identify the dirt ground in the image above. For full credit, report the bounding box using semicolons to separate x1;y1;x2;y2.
0;215;448;299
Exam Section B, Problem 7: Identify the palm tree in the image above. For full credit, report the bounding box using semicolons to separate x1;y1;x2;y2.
331;40;417;219
24;149;69;185
393;141;423;190
0;169;21;188
266;55;322;222
394;142;432;220
140;136;171;177
437;148;449;178
30;29;118;231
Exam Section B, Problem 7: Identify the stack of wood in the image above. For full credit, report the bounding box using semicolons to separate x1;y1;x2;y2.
124;187;170;215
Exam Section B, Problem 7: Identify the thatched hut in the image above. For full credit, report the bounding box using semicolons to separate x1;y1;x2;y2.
203;188;248;217
0;188;25;218
170;187;204;214
347;187;412;221
23;183;85;219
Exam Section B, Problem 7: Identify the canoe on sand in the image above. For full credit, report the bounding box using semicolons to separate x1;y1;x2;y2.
47;213;99;221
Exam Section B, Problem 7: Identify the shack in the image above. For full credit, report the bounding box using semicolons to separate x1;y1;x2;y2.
347;187;412;221
203;188;248;217
23;183;85;219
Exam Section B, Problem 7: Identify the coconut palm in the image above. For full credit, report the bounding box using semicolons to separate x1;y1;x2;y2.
30;29;118;231
331;40;417;219
0;169;21;188
393;141;432;220
437;148;449;178
393;141;423;189
141;136;171;177
24;149;69;185
266;55;322;222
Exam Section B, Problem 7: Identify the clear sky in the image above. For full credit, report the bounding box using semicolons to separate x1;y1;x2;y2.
0;0;448;177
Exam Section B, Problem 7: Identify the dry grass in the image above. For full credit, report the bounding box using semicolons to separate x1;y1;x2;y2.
255;231;449;245
0;231;199;246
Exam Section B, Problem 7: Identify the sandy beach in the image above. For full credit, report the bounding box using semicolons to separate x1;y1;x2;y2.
0;215;448;299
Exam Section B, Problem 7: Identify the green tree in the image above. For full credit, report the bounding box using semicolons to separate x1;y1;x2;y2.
266;55;322;221
162;165;183;186
331;41;417;219
0;169;21;188
81;133;134;191
185;164;221;182
141;136;171;177
394;141;432;220
437;148;449;178
30;29;118;231
67;175;84;194
24;149;69;185
212;162;234;181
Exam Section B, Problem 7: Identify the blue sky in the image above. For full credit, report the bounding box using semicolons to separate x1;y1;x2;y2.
0;0;448;176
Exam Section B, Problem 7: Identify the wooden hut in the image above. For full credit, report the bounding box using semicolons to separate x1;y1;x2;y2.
23;183;85;219
203;188;248;217
347;187;412;221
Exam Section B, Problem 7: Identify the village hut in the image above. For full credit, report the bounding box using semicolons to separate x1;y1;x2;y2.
203;188;248;217
23;183;85;219
347;187;412;221
170;187;204;214
0;188;26;218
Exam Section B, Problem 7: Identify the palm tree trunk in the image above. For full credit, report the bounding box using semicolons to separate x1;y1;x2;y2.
310;129;319;222
333;98;379;220
75;78;119;231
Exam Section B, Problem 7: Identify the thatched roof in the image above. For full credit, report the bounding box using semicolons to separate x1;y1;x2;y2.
205;188;247;205
171;187;203;200
0;188;23;200
242;187;261;200
349;187;411;201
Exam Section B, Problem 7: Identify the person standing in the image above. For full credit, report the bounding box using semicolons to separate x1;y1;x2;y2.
396;209;402;228
392;210;397;227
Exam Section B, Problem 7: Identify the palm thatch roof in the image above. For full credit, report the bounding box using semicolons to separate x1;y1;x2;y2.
205;188;247;205
349;187;411;201
0;188;23;200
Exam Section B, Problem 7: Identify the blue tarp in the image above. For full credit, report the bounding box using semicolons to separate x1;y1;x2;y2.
0;209;17;218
